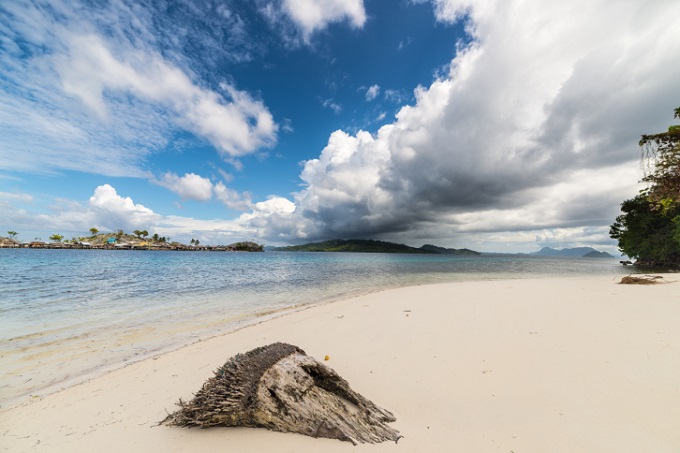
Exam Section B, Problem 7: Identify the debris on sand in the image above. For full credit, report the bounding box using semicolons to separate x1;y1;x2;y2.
618;275;664;285
161;342;401;445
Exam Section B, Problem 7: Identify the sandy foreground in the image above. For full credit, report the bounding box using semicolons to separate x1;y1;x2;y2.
2;275;679;452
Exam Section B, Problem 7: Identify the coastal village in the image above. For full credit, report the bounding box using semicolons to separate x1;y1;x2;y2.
0;230;264;252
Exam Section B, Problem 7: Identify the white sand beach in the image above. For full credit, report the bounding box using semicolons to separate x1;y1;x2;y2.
2;275;679;452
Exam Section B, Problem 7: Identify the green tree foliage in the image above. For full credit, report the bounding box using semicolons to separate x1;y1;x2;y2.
49;234;64;242
89;227;99;236
611;107;680;266
132;229;149;239
610;195;680;265
229;241;263;252
7;231;18;239
639;107;680;211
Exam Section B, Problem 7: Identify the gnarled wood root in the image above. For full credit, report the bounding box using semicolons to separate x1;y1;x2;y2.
161;342;401;445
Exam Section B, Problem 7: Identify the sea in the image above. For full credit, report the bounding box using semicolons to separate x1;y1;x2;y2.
0;248;635;407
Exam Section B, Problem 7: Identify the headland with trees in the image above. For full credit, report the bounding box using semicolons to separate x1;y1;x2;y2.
610;107;680;268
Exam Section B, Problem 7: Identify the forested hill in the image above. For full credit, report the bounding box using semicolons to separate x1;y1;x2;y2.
272;239;432;253
530;247;613;258
270;239;481;255
419;244;482;256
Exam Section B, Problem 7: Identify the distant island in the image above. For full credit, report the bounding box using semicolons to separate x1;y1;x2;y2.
530;247;613;258
0;231;264;252
0;230;615;258
270;239;481;255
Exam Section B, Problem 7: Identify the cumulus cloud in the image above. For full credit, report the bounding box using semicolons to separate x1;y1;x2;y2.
156;173;214;202
213;182;254;211
237;0;680;251
0;184;256;244
154;172;254;211
1;185;161;238
4;0;678;253
237;196;300;239
280;0;366;42
88;185;161;231
365;84;380;101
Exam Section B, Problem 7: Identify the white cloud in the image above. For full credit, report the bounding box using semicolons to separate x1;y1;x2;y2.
0;184;257;244
155;172;255;211
213;182;254;211
398;37;413;50
237;196;301;240
88;184;161;231
0;184;161;238
0;0;278;177
281;0;367;42
365;84;380;101
321;98;342;114
4;0;679;252
383;89;409;103
156;173;214;202
0;192;34;203
234;0;680;251
422;0;478;23
56;35;277;158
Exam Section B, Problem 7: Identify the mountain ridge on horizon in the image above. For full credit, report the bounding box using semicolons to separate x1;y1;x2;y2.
268;240;613;257
269;239;480;255
530;246;613;258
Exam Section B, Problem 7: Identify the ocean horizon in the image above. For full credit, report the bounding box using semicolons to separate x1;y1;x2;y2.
1;249;630;406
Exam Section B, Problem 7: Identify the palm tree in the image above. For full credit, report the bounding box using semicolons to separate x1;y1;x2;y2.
7;231;18;239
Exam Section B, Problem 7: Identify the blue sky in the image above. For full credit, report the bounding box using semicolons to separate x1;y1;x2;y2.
1;0;679;253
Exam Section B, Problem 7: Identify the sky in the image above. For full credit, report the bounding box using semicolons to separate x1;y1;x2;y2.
1;0;679;253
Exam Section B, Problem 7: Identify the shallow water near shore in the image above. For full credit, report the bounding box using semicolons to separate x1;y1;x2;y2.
0;249;633;406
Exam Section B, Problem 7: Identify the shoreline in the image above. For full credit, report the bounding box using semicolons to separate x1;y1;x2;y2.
2;275;432;409
3;269;615;409
3;275;679;452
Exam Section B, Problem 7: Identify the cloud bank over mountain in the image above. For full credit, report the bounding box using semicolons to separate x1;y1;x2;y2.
237;0;680;250
2;0;679;252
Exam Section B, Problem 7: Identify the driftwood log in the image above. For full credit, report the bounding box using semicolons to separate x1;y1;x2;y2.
161;342;401;445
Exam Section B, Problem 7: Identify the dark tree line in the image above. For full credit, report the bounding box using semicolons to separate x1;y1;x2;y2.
610;107;680;267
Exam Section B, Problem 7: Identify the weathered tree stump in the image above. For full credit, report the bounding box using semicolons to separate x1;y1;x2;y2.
619;275;663;284
161;342;401;445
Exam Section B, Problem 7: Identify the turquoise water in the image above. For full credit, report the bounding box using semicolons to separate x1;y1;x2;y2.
0;249;629;405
